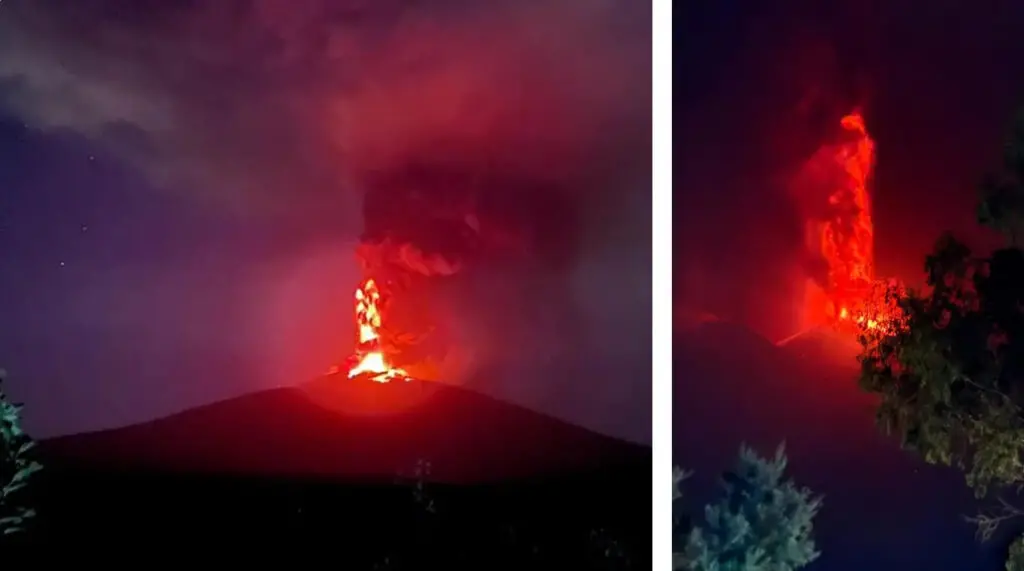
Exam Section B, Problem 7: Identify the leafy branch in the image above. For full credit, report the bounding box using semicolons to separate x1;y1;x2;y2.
0;369;43;536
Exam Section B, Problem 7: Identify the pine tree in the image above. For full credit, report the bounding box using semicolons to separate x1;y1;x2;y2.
0;369;42;536
674;445;822;571
673;466;693;569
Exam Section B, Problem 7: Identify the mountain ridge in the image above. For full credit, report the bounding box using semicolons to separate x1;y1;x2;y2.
41;374;649;485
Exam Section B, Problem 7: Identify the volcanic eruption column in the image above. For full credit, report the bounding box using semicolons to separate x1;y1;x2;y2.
346;277;409;382
333;170;562;383
801;111;892;333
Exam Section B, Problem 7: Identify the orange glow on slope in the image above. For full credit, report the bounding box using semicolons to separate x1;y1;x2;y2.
340;278;410;383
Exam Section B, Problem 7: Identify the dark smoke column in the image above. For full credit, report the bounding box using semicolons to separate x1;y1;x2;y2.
354;163;581;378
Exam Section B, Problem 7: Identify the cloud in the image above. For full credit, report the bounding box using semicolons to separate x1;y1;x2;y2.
0;0;651;227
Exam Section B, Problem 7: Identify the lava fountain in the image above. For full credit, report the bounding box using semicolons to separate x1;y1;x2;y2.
801;110;901;336
823;113;875;300
332;277;410;383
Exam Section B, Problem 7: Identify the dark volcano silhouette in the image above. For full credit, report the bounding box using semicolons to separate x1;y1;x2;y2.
21;375;650;564
41;374;648;484
675;320;1009;571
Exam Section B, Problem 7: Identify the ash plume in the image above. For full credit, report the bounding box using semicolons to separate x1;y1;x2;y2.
0;0;652;437
676;1;874;339
0;0;649;223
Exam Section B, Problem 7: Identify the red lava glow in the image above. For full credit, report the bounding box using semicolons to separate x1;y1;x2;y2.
824;113;875;296
329;278;410;383
806;111;901;337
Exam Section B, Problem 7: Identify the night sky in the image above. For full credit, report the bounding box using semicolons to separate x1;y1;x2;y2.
678;0;1024;341
0;0;651;442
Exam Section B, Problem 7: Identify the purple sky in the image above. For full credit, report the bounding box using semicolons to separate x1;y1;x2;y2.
0;0;652;442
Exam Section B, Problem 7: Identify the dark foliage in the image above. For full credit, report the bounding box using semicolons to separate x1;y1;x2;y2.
858;108;1024;497
10;452;648;568
1007;534;1024;571
857;108;1024;566
673;445;822;571
0;370;42;537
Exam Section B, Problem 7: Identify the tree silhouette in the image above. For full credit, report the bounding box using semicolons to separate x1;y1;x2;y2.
859;108;1024;497
1007;534;1024;571
979;109;1024;246
857;107;1024;567
0;369;42;536
673;445;822;571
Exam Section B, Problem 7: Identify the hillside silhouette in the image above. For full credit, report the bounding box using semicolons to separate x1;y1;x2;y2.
675;321;1009;571
43;375;645;483
16;376;650;567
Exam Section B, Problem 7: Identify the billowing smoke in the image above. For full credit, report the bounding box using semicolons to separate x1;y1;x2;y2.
0;0;648;220
0;0;651;439
676;25;862;338
679;0;1024;342
786;112;878;332
790;114;875;288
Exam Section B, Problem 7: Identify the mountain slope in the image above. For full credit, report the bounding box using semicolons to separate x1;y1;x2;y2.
42;375;649;484
18;376;649;564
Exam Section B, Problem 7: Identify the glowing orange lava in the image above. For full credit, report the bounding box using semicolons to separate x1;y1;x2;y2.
812;111;901;335
825;113;876;292
345;278;410;383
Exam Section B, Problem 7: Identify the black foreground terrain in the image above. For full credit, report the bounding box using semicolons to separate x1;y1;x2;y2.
6;377;650;568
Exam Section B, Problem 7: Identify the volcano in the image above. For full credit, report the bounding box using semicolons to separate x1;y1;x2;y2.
24;376;649;565
41;376;646;484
